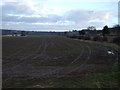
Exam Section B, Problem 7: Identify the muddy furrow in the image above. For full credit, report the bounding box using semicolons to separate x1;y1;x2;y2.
70;48;84;64
3;40;36;60
3;40;45;71
29;45;90;78
58;45;92;78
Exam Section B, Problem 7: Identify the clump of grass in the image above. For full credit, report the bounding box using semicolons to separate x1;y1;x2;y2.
3;71;118;88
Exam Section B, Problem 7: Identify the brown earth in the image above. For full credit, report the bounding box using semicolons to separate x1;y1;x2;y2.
2;36;118;81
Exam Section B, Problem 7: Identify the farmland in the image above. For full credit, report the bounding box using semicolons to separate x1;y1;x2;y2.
2;35;119;88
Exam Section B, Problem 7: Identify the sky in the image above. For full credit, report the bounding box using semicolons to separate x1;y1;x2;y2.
0;0;119;31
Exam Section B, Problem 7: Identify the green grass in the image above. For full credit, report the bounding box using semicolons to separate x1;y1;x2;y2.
3;60;119;88
80;40;120;52
3;71;118;88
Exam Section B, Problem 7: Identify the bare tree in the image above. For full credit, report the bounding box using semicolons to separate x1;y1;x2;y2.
21;31;26;36
87;26;96;30
78;30;85;35
102;25;110;36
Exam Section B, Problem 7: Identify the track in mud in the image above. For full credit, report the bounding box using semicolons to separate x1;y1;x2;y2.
2;36;118;80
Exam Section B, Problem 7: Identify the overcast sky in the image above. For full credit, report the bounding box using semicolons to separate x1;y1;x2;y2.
1;0;119;31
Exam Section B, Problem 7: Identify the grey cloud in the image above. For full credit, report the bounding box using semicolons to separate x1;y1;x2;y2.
2;2;34;15
64;10;112;24
1;2;62;23
64;10;93;23
20;15;62;23
2;14;62;23
2;9;106;24
2;2;113;24
2;22;79;30
1;2;115;30
2;14;19;22
89;21;104;28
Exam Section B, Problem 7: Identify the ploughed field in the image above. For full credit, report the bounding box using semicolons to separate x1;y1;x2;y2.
2;36;119;88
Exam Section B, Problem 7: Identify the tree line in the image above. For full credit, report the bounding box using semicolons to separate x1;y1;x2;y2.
65;25;120;45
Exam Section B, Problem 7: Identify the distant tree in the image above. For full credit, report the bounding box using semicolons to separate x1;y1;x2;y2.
87;26;96;30
14;33;17;36
102;25;110;36
93;35;102;41
21;31;26;36
112;24;120;34
64;31;67;36
26;32;29;35
78;30;85;35
113;24;120;28
72;30;77;32
12;32;17;36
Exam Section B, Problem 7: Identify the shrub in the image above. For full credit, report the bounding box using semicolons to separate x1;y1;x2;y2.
84;35;91;40
78;35;84;39
102;36;108;42
68;35;77;38
93;35;102;41
112;37;120;45
21;31;26;36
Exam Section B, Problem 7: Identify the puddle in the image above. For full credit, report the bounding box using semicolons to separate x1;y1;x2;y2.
107;50;115;55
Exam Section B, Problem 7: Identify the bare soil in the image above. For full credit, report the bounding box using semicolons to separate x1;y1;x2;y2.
2;36;118;82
